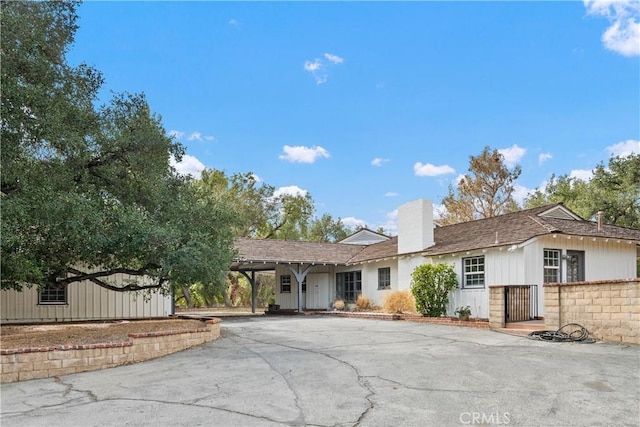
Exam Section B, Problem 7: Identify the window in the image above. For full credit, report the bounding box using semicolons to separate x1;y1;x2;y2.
39;284;67;305
336;271;362;302
544;249;561;283
301;278;307;293
280;275;291;293
462;256;485;288
378;267;391;290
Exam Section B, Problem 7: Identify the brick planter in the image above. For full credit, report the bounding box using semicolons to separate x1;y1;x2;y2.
317;311;490;328
1;319;221;384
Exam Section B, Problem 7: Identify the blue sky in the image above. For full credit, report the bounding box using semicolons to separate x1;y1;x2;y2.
67;1;639;234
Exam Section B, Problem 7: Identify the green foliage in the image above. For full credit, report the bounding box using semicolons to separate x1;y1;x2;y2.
1;1;238;293
410;264;459;317
440;146;522;225
525;154;640;229
307;213;352;242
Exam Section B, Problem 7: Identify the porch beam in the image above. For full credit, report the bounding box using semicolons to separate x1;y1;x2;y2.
286;264;313;313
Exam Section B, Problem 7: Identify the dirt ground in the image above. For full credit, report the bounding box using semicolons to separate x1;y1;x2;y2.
0;319;205;350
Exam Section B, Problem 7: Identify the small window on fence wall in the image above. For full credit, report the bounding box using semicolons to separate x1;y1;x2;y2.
38;284;68;305
378;267;391;290
280;275;291;293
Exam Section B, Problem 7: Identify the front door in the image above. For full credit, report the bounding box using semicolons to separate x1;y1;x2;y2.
566;251;585;282
305;273;329;309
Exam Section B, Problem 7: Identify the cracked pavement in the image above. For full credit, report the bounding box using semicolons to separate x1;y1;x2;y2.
1;316;639;426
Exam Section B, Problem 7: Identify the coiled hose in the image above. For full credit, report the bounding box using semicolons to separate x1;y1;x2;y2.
527;323;596;343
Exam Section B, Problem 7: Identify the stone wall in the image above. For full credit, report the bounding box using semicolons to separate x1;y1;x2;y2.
544;280;639;345
1;319;220;383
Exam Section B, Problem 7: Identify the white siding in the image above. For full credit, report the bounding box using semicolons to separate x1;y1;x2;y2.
274;265;336;310
358;261;399;307
1;277;172;323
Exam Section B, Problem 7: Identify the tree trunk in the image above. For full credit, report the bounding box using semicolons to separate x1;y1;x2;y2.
181;286;193;308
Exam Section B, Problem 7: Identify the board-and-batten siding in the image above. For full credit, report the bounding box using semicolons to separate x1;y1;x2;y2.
525;236;637;283
274;265;336;310
1;274;172;323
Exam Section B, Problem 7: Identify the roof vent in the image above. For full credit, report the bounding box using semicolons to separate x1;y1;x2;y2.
597;211;604;231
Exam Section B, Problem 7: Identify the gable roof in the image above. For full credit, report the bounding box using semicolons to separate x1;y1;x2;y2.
339;228;390;245
347;203;640;264
232;203;640;269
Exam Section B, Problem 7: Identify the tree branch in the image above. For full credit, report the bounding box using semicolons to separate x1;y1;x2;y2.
60;266;165;292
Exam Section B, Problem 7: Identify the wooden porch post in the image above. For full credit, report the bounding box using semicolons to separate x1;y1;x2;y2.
238;270;257;314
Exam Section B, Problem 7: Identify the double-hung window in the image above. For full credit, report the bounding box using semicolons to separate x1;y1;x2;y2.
280;275;291;293
462;256;485;288
378;267;391;290
543;249;561;283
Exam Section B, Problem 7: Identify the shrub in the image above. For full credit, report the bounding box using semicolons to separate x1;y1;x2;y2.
410;263;459;317
382;290;416;314
354;295;372;312
333;299;345;311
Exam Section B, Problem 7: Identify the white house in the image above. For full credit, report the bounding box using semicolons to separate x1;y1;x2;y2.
232;199;640;320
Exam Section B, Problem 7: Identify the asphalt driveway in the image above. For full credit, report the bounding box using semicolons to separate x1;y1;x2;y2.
1;316;639;426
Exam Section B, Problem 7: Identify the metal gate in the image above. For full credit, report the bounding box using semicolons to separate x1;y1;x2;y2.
505;285;538;322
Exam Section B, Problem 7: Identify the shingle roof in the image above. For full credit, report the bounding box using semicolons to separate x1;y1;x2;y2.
233;237;365;265
232;204;640;267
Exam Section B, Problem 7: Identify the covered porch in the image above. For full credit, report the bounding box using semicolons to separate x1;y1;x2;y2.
230;238;365;313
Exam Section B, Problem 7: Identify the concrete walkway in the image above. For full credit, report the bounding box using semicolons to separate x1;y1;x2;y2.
2;316;638;426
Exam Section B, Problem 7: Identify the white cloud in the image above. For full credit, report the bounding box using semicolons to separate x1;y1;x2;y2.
384;192;399;197
304;52;344;84
273;185;308;198
188;132;202;141
279;145;330;163
414;162;455;177
168;130;185;139
378;209;399;236
371;157;390;167
433;204;447;221
250;173;261;183
538;152;553;165
304;59;322;72
171;154;206;178
324;53;344;64
204;136;216;142
342;216;368;229
570;169;594;181
454;174;466;185
499;144;527;168
584;0;640;56
512;184;535;205
606;139;640;157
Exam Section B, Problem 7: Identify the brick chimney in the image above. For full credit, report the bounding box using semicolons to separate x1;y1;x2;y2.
398;199;435;254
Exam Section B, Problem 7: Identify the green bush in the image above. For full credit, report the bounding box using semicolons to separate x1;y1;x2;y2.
410;264;459;317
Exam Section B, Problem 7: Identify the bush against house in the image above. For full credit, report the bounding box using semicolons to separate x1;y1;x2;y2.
410;264;459;317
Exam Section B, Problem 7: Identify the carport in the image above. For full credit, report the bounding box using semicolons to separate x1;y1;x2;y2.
230;238;365;313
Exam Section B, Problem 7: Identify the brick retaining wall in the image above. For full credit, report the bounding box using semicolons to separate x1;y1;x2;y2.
544;280;639;345
1;319;221;383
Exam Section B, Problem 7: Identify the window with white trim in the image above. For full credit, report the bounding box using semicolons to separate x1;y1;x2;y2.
280;275;291;293
378;267;391;290
543;249;561;283
336;271;362;302
39;284;68;305
462;256;485;288
301;278;307;293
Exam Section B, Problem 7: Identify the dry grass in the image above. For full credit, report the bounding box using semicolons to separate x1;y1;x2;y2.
354;295;372;312
0;319;205;350
333;299;345;310
383;290;416;314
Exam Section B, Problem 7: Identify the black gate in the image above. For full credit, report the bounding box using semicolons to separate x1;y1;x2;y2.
505;285;538;322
